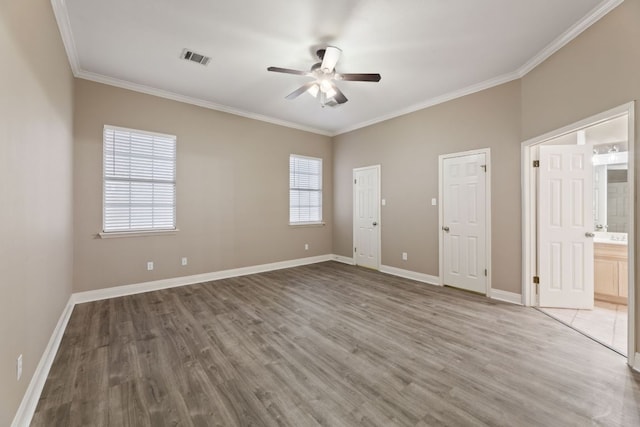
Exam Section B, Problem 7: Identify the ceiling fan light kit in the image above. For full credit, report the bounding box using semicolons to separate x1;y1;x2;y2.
307;84;320;98
267;46;381;107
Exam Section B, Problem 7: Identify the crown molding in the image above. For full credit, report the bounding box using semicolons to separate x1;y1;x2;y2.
75;70;332;136
51;1;330;137
332;0;623;136
51;0;80;75
517;0;624;77
51;0;623;139
332;71;521;136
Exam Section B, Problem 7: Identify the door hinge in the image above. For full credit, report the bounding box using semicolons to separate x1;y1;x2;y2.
533;160;540;168
481;165;487;172
484;269;487;276
354;247;357;253
354;179;357;184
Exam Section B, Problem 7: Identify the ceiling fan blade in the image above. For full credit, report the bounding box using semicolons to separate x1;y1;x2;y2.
330;83;348;104
336;73;382;82
321;46;341;73
267;66;311;76
285;82;316;100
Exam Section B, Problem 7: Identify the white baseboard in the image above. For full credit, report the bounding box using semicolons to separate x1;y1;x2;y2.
74;254;333;303
377;267;523;306
331;254;355;265
632;353;640;372
490;289;523;305
379;265;440;286
11;297;75;427
7;254;523;426
14;254;339;424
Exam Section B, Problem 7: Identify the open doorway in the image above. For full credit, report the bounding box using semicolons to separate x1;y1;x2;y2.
522;103;635;362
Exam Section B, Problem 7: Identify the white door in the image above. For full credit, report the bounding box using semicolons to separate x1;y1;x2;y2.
538;144;594;309
442;153;487;294
354;166;380;269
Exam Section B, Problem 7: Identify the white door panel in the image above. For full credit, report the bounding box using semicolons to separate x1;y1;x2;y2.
354;166;379;269
442;153;487;294
538;144;594;309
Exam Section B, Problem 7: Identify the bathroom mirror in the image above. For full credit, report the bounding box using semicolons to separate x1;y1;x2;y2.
593;149;628;233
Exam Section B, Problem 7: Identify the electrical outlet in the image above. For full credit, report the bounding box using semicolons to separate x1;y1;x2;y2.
181;257;188;266
17;354;22;381
147;261;154;271
402;252;408;261
304;243;309;251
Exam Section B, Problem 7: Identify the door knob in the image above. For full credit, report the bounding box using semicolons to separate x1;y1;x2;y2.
585;232;595;237
442;226;450;232
372;222;378;226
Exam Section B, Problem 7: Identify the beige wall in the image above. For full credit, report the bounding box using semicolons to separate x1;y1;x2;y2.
333;81;522;293
73;80;333;292
0;0;74;424
521;0;640;352
2;1;639;422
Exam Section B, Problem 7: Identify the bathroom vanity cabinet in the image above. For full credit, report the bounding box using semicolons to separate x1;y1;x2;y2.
594;242;628;304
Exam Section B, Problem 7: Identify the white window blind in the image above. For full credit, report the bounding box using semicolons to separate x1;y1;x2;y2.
103;125;176;233
290;155;322;224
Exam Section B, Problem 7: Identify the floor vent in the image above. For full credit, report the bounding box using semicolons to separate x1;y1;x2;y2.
180;49;211;66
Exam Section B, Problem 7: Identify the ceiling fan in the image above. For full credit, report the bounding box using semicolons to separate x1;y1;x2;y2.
267;46;381;107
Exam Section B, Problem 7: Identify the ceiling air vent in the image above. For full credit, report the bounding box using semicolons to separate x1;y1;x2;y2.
180;49;211;66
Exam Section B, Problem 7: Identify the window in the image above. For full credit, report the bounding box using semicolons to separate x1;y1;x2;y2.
289;155;323;224
103;125;176;233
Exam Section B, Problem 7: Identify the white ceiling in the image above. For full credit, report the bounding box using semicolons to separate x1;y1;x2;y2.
53;0;619;136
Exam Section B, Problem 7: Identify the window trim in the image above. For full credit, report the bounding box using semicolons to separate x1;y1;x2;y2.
98;229;180;239
289;154;323;225
288;221;326;227
102;125;177;236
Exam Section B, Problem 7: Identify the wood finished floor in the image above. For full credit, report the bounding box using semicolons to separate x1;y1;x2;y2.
32;262;640;426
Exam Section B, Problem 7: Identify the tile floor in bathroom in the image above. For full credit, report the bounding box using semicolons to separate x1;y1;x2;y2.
540;300;627;355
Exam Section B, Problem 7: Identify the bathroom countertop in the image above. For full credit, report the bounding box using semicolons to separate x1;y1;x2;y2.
594;238;627;246
594;232;628;246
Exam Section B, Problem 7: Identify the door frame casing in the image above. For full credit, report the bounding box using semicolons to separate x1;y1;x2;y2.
438;148;492;297
353;165;382;270
521;102;635;364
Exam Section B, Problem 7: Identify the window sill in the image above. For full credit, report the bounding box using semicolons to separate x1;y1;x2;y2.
98;229;179;239
289;222;325;228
